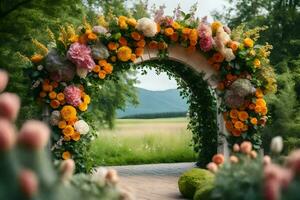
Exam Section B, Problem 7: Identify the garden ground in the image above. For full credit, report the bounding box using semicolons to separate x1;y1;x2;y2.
90;118;196;166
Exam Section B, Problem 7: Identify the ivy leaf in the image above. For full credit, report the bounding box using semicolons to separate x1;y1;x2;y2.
184;14;191;20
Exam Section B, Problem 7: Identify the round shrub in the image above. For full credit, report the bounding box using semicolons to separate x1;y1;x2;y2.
178;168;214;199
193;184;214;200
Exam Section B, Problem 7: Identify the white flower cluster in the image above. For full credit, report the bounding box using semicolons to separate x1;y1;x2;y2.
136;17;157;37
50;110;61;126
74;120;89;135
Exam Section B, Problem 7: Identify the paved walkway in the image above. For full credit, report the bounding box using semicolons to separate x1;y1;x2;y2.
106;162;196;200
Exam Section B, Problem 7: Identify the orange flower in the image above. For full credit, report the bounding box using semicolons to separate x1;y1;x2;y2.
238;111;249;121
244;38;254;48
127;18;137;27
64;135;71;141
253;59;261;68
88;33;97;40
149;41;158;49
190;40;197;46
51;81;58;88
117;46;132;62
250;117;258;125
212;53;225;63
62;151;71;160
261;107;268;115
103;63;113;74
108;42;118;51
136;39;146;48
241;124;248;131
78;102;88;111
61;105;77;121
135;48;144;57
42;84;53;92
255;105;262;113
189;29;198;41
49;91;57;99
230;109;239;119
231;129;242;137
211;21;222;33
78;34;88;44
119;37;128;46
255;89;264;98
131;54;137;62
98;59;107;67
39;91;47;98
158;42;168;50
50;100;60;109
256;98;266;107
98;70;106;79
212;154;225;165
131;32;141;41
225;121;234;131
234;121;244;130
182;28;191;35
156;23;161;33
93;65;101;73
110;56;117;62
71;132;81;141
249;103;256;110
171;21;181;29
229;41;239;51
31;54;44;63
164;27;174;36
58;120;67;129
83;95;91;104
217;82;225;90
170;32;179;42
63;125;74;136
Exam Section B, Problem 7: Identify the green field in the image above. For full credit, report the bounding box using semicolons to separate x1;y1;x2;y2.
90;118;196;166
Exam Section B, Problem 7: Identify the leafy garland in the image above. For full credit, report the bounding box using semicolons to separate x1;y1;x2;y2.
24;11;276;171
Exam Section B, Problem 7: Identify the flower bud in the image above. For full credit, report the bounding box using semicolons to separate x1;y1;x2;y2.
229;156;239;163
270;136;283;154
240;141;252;154
233;144;240;152
207;162;218;173
0;119;16;151
60;159;75;183
0;70;8;92
250;150;258;159
212;154;225;165
0;92;20;121
18;120;50;150
19;169;39;198
106;169;119;184
263;156;272;166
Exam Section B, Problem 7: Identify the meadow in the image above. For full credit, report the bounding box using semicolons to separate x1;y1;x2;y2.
90;118;196;166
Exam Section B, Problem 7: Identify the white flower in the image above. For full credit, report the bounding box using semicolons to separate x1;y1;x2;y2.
37;65;44;71
74;120;89;135
271;136;283;154
92;26;108;34
136;17;157;37
92;167;108;186
50;110;61;126
76;67;88;79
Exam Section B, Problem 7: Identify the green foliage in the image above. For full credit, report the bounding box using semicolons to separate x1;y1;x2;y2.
193;184;214;200
283;137;300;154
90;118;195;166
211;155;264;200
178;168;215;199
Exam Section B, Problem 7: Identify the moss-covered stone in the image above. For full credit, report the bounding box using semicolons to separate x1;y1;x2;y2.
178;168;214;199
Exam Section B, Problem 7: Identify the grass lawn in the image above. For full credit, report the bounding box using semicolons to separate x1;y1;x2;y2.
90;117;196;166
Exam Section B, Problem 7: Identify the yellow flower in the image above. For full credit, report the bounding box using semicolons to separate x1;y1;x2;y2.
127;18;137;27
61;105;77;121
211;21;222;33
62;151;71;160
253;59;261;68
78;102;88;111
83;95;91;104
88;33;98;40
244;38;254;48
250;118;258;125
117;46;132;62
256;98;266;107
171;22;181;30
69;35;79;43
57;93;65;101
249;49;256;56
164;27;174;36
71;132;81;141
63;125;75;136
31;54;44;63
58;120;67;129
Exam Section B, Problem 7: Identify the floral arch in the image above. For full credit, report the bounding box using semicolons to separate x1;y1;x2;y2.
25;14;276;172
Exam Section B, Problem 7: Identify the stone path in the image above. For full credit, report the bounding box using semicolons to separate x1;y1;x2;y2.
107;162;196;200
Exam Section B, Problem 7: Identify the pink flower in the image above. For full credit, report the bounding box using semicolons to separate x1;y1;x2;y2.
0;92;20;121
60;159;75;182
0;119;16;151
18;120;50;150
207;162;218;173
240;141;252;154
286;149;300;174
200;36;213;52
64;85;82;107
0;70;8;92
198;22;213;52
67;42;95;71
19;169;38;198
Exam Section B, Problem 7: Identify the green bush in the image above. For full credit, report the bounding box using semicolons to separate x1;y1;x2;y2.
193;184;214;200
284;137;300;154
178;168;215;199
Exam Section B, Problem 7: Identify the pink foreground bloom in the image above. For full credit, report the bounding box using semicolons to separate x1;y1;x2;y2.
67;42;95;71
19;169;38;198
0;119;16;151
64;85;82;107
0;70;8;92
0;92;20;121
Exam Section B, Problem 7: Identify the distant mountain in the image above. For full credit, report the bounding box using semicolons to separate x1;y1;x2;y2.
117;88;188;118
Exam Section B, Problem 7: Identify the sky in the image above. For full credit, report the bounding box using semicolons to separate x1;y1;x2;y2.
133;0;228;91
